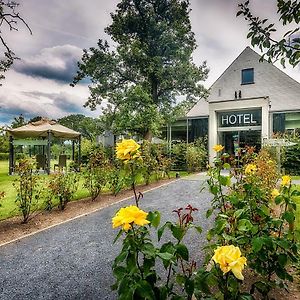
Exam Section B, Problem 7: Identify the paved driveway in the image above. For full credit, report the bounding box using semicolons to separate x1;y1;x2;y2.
0;176;213;300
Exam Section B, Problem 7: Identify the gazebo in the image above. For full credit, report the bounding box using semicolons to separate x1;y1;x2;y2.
7;119;81;175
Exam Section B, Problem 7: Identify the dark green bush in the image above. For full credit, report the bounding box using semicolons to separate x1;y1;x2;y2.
0;153;9;160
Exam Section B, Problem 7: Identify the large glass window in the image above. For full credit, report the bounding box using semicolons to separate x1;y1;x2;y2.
241;68;254;84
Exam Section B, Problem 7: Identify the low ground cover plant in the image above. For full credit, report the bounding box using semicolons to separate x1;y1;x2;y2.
111;141;300;299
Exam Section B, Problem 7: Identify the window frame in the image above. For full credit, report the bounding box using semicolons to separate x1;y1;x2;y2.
241;68;254;85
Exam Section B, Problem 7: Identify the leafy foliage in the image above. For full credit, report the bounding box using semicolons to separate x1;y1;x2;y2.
205;147;299;299
58;114;104;142
46;172;80;210
237;0;300;67
72;0;208;138
112;205;201;300
13;158;42;223
83;147;110;200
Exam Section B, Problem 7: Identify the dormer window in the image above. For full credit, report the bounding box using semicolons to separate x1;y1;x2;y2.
241;68;254;84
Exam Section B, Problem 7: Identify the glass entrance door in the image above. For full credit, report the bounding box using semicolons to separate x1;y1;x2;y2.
219;130;261;156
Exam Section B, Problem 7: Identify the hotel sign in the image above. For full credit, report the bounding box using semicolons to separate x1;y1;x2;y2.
218;109;262;128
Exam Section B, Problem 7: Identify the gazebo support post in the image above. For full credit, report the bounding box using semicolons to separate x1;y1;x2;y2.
72;140;75;161
78;135;81;171
9;135;14;175
47;130;51;174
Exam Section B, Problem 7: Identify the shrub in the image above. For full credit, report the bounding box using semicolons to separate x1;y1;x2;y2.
171;142;187;170
112;204;202;299
83;147;110;200
46;172;80;210
206;146;299;298
140;140;159;185
13;158;42;223
0;152;9;160
186;138;208;173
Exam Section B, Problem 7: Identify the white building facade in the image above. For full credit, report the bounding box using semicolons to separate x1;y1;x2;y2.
186;47;300;164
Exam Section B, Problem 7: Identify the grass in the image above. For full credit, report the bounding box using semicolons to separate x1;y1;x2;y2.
0;160;188;221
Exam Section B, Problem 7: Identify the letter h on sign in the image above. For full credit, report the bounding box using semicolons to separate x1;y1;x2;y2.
221;115;229;125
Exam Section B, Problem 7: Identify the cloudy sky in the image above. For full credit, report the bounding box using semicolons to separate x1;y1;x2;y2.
0;0;299;126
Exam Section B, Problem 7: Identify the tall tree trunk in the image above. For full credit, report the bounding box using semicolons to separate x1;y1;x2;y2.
144;130;153;141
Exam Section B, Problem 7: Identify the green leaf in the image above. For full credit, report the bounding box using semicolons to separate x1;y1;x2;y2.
252;237;264;252
291;189;300;197
171;224;185;241
185;278;194;296
237;219;253;231
223;163;231;169
219;175;231;186
142;242;156;258
234;209;245;219
260;204;270;216
206;208;213;218
176;244;189;261
158;222;171;241
278;253;288;267
157;252;174;261
147;210;161;228
282;211;295;223
238;293;255;300
113;229;123;244
195;225;202;234
135;280;156;300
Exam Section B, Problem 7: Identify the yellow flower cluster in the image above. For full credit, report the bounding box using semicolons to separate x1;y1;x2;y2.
116;139;140;161
281;175;291;187
245;163;257;175
212;245;247;280
271;188;280;199
112;205;150;231
213;144;224;153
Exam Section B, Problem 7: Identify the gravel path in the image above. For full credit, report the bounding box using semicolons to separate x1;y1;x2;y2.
0;176;213;300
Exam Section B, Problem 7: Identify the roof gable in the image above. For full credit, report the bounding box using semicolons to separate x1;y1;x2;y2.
207;47;300;111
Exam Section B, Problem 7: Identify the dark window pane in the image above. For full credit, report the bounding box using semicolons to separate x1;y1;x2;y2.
273;113;285;133
241;68;254;84
190;118;208;142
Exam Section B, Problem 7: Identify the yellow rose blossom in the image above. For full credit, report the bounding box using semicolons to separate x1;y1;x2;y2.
112;205;150;231
116;139;140;161
212;245;247;280
281;175;291;187
245;163;257;175
271;188;280;199
213;144;224;153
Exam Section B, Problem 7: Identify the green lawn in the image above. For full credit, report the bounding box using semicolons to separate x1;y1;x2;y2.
0;160;188;221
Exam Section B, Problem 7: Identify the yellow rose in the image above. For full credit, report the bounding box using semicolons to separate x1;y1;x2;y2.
245;163;257;175
271;188;280;199
116;139;140;161
112;205;150;231
281;175;291;187
212;245;247;280
213;144;224;153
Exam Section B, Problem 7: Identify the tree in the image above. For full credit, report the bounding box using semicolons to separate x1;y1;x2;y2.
72;0;208;140
0;1;32;82
237;0;300;67
58;114;104;141
10;113;26;128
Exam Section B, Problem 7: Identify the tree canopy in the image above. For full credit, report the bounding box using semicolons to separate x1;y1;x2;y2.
58;114;103;142
0;1;31;82
72;0;208;139
237;0;300;67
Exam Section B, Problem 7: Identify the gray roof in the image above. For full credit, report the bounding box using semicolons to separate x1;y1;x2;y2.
187;47;300;117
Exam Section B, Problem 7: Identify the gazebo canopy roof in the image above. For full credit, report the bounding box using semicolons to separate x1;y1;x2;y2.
7;118;81;139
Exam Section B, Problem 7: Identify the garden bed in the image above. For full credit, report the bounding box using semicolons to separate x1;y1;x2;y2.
0;178;175;246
